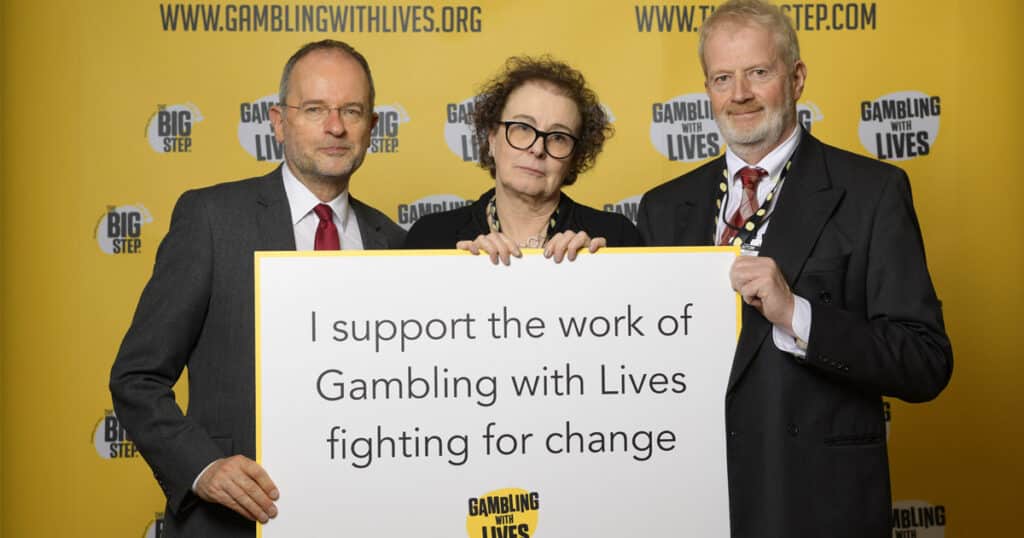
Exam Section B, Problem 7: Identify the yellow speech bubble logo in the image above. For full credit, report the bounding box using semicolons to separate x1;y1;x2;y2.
465;487;540;538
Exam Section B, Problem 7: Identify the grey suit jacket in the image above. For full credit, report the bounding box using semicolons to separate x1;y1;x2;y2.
637;131;952;538
109;167;405;537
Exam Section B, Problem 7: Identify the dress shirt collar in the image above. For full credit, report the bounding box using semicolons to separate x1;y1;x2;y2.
725;125;802;183
281;162;352;227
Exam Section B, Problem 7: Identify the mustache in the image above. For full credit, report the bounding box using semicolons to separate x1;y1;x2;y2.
726;106;763;114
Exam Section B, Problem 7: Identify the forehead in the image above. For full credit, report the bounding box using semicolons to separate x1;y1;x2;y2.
501;80;581;130
287;49;371;103
704;21;780;70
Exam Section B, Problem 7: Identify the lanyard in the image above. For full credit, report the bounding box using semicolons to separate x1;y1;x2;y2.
715;159;792;247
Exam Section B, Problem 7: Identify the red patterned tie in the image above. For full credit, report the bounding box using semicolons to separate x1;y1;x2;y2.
719;166;767;246
313;203;340;250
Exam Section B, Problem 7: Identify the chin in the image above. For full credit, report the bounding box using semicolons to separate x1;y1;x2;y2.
320;160;358;176
722;118;784;149
504;183;556;201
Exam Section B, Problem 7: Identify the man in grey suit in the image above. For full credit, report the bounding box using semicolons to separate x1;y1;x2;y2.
110;40;405;536
636;1;952;536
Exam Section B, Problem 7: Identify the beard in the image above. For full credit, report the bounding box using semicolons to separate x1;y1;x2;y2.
285;141;365;187
715;85;796;159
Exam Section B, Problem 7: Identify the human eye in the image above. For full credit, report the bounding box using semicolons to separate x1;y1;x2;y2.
302;104;327;119
711;74;732;90
343;106;364;118
547;132;572;144
749;68;772;81
509;122;534;136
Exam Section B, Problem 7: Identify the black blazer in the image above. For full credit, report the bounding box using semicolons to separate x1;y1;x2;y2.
637;131;952;538
404;189;642;248
109;167;405;537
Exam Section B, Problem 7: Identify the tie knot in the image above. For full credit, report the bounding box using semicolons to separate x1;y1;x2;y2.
737;166;767;189
313;203;333;222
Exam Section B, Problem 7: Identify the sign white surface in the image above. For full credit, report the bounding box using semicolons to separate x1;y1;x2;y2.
257;248;738;537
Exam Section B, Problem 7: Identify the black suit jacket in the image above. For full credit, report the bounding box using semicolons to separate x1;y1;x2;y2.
637;132;952;538
109;167;405;537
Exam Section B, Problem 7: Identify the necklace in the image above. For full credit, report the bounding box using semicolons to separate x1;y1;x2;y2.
486;195;560;248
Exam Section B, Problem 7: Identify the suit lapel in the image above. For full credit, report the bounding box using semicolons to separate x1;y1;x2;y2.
675;158;724;246
254;167;297;251
351;196;390;250
727;132;845;393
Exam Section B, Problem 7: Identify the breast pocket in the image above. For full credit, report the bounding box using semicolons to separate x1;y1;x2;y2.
797;253;850;307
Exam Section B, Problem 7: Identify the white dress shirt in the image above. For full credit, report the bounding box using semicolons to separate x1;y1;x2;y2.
282;162;363;251
718;126;811;356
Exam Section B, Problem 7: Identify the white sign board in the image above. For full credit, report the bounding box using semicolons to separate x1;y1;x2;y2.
256;248;738;537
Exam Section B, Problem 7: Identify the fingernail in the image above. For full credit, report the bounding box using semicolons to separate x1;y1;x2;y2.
270;489;280;500
269;506;279;518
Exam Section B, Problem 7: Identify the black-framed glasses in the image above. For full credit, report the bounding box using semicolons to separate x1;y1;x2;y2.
500;121;579;159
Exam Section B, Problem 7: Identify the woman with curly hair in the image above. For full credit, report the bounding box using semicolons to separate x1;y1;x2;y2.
404;56;641;263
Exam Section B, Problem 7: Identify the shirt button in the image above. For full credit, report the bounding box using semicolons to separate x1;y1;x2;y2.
819;291;832;304
787;423;799;436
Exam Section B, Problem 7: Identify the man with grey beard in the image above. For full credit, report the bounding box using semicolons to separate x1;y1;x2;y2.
637;1;952;537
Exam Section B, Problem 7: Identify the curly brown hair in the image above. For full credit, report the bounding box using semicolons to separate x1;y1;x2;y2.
473;56;612;186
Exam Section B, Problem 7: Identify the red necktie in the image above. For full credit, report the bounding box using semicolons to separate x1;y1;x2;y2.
719;166;767;246
313;203;340;250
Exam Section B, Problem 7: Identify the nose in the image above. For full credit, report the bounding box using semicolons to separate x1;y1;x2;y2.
323;109;347;136
731;75;754;102
525;135;546;158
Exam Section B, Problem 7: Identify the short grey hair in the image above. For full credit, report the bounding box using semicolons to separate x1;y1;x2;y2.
698;0;800;75
278;39;375;109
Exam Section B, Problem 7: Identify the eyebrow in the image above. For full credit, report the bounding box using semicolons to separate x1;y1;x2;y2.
711;61;777;74
510;113;576;134
299;99;366;109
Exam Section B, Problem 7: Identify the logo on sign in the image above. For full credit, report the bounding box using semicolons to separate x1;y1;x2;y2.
650;93;721;162
466;488;540;538
95;204;152;255
397;194;473;230
797;102;824;132
892;500;946;537
146;103;202;153
239;94;284;162
93;410;140;459
859;91;940;161
445;96;480;162
603;194;643;225
369;104;409;154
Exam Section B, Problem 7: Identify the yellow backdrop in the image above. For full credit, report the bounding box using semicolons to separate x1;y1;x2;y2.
2;1;1020;536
